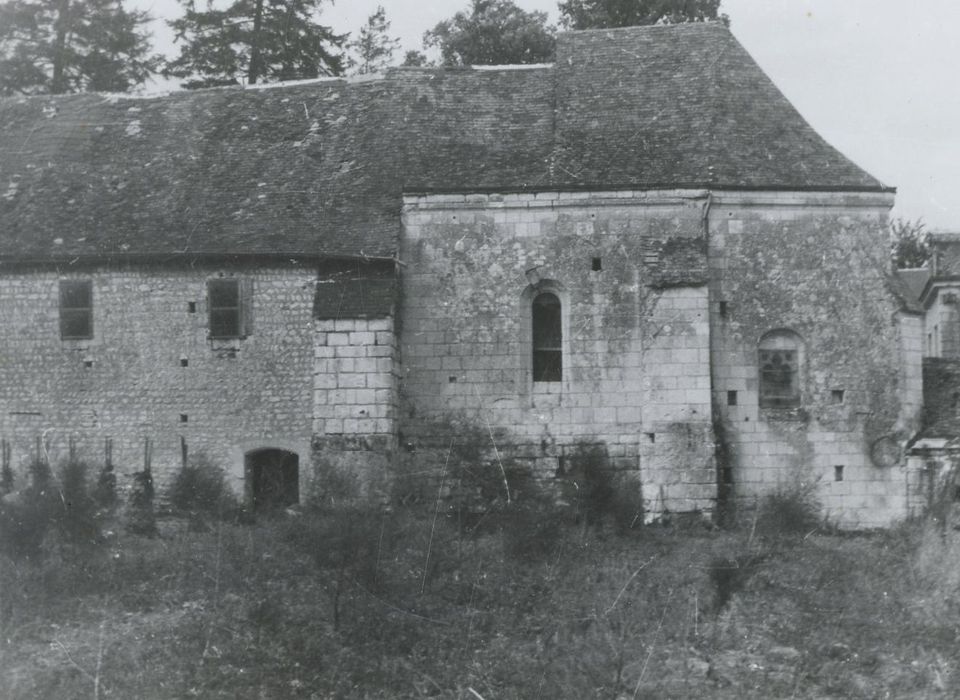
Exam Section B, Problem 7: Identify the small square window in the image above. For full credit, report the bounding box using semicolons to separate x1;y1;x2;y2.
831;389;845;404
59;280;93;340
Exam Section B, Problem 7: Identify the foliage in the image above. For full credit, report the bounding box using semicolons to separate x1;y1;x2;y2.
423;0;556;66
346;5;399;75
558;0;729;29
401;49;430;67
54;459;101;545
0;459;13;497
0;0;159;95
890;217;930;269
164;0;347;87
754;482;822;538
0;458;58;559
166;452;237;523
94;461;117;510
126;466;156;536
2;510;959;699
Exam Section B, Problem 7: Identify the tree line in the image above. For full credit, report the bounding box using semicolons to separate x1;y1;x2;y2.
0;0;728;95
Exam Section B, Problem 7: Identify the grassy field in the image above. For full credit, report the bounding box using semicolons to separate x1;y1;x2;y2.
1;502;958;699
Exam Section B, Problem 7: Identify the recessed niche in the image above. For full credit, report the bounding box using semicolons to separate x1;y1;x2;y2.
179;413;188;423
180;358;189;367
831;389;845;404
834;465;844;482
645;432;656;443
591;257;602;271
187;301;197;313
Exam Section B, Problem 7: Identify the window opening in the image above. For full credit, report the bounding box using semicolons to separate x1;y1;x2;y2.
834;465;844;482
758;330;802;408
831;389;845;404
208;279;245;339
59;280;93;339
187;301;197;313
179;413;188;423
591;257;602;272
532;292;562;382
719;301;728;318
727;390;738;406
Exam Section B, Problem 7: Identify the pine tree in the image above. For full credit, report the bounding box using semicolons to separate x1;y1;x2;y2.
347;5;399;75
164;0;346;88
0;0;159;95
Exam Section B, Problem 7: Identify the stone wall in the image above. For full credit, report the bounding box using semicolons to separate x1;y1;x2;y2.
707;191;918;528
0;261;316;498
399;190;717;518
312;316;399;501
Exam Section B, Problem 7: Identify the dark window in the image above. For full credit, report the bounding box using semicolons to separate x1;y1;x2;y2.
834;465;844;482
758;330;802;408
532;292;562;382
727;390;738;406
59;280;93;339
208;279;253;339
831;389;845;404
591;257;602;271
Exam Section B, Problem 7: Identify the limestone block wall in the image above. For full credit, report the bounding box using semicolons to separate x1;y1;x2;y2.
312;317;399;500
399;190;716;518
0;261;316;499
707;191;919;528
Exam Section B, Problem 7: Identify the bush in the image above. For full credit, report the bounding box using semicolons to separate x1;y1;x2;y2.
55;459;101;546
126;467;157;536
755;483;822;538
167;453;237;523
0;459;59;559
0;460;13;497
94;461;118;511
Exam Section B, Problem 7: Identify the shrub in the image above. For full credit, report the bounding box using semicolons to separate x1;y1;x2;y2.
0;460;13;497
126;467;157;536
755;482;822;538
0;459;58;559
167;453;237;522
55;459;101;546
93;461;118;511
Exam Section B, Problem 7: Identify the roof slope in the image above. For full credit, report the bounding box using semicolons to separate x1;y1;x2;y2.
0;23;888;261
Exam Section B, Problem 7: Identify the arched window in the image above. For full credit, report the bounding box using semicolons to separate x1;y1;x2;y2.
532;292;562;382
758;330;803;408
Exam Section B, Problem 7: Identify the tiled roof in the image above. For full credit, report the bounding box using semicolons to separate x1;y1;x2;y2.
0;23;888;261
314;261;396;319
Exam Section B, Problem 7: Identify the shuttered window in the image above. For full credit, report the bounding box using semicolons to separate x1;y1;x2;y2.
59;280;93;340
208;278;253;339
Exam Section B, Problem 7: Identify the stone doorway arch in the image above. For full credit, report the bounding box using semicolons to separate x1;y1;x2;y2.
245;448;299;510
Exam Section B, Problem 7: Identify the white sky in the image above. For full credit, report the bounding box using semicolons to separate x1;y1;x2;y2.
132;0;960;230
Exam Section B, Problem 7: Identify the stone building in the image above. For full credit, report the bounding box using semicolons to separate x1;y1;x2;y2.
0;23;926;526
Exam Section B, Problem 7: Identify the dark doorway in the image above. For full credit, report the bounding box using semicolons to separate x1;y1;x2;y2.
246;448;299;511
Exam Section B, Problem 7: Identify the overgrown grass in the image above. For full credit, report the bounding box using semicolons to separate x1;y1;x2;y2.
0;502;957;699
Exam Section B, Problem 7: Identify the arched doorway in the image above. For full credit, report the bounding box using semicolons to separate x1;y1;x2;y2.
245;448;299;510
